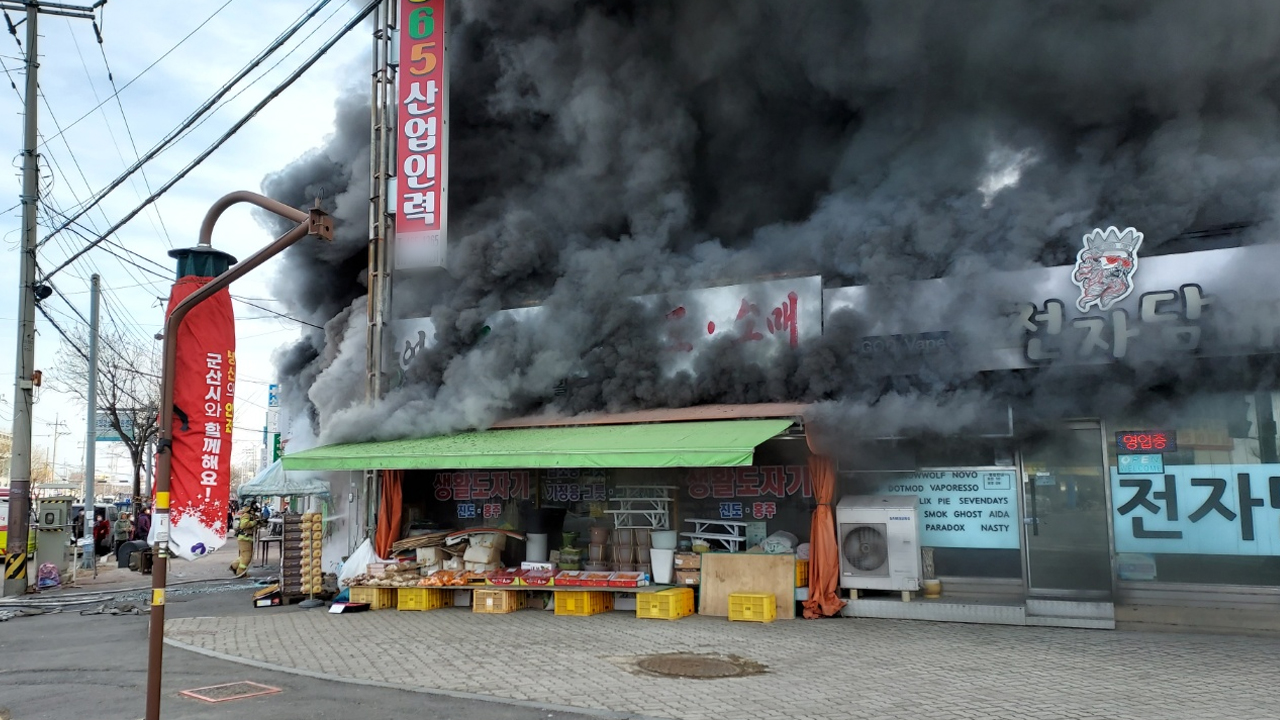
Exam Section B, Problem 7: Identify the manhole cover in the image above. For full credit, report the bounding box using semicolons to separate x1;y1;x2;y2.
178;681;282;703
634;653;765;679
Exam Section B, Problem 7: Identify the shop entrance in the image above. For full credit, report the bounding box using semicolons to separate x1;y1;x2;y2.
1021;422;1114;609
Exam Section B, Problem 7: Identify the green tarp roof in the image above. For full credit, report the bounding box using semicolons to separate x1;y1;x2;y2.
280;419;795;471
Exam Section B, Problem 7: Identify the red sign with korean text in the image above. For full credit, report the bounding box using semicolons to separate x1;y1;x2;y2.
166;277;235;561
396;0;448;269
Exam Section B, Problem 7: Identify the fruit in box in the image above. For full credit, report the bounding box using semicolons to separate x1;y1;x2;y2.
580;571;613;587
555;570;587;587
607;571;648;588
486;569;520;586
523;569;555;586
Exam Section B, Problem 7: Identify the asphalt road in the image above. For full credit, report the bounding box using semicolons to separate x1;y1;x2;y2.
0;583;599;720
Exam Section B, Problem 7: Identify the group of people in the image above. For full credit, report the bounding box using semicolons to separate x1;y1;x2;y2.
77;505;151;559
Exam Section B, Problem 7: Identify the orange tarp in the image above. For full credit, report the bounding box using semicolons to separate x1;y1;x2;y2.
375;470;403;558
802;452;846;618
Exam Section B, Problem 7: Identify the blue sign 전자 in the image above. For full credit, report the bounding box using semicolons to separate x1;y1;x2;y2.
1117;453;1164;475
1111;464;1280;556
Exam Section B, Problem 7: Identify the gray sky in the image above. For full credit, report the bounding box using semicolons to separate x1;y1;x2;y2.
0;0;368;484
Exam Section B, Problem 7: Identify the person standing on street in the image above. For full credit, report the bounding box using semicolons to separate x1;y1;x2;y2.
93;512;111;558
113;512;132;549
230;504;261;577
134;506;151;542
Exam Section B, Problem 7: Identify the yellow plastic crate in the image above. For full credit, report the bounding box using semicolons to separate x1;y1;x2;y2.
397;587;454;611
348;586;396;610
636;587;695;620
796;559;810;588
473;589;528;614
554;591;614;616
728;592;776;623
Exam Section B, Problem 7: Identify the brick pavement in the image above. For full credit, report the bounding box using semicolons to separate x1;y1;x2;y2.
166;604;1279;720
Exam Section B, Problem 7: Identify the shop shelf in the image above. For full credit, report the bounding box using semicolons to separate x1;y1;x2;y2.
473;589;528;614
554;591;614;617
348;587;396;610
728;592;776;623
636;587;694;620
397;587;454;611
795;559;809;588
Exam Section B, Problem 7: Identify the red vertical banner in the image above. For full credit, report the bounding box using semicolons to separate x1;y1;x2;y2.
166;276;235;560
395;0;448;269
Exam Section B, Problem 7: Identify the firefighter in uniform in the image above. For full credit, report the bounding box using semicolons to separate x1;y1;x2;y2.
230;503;261;577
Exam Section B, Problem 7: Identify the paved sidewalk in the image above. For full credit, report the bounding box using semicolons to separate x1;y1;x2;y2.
166;605;1280;720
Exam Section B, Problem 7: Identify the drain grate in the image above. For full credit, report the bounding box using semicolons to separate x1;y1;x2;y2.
178;681;282;703
634;653;766;680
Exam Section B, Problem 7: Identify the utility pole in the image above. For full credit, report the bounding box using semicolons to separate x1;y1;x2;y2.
362;0;395;551
48;415;68;482
83;274;99;573
2;0;107;597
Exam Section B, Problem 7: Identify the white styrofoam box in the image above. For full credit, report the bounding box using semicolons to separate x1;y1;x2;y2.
416;547;445;565
464;544;500;564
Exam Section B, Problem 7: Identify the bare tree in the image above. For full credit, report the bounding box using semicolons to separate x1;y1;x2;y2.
52;327;159;508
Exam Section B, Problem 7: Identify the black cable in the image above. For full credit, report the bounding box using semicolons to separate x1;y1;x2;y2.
39;0;380;282
231;296;322;329
35;0;238;150
42;0;336;246
88;15;175;248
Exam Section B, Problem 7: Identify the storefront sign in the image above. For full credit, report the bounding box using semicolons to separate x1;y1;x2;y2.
824;242;1280;373
1117;454;1164;475
685;465;810;521
875;470;1020;550
541;469;608;504
433;471;532;502
1112;465;1280;555
395;0;448;269
1115;430;1176;453
661;276;822;355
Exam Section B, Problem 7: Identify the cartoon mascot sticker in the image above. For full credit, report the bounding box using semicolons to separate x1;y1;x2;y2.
1072;226;1143;312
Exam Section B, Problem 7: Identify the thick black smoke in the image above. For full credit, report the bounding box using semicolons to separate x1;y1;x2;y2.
265;1;1280;446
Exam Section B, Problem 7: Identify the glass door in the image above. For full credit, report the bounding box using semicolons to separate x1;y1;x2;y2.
1021;423;1113;599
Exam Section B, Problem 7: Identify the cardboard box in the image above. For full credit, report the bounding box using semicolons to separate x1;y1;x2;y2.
252;585;282;608
674;552;702;570
674;569;701;586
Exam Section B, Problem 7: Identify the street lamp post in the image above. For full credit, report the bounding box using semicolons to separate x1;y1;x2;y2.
144;192;331;720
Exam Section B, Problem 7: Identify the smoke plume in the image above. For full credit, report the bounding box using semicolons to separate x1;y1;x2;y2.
264;1;1280;446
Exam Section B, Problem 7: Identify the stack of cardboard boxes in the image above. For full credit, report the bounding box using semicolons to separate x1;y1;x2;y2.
673;551;701;586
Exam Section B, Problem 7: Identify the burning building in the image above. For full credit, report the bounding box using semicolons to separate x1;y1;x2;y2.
263;1;1280;630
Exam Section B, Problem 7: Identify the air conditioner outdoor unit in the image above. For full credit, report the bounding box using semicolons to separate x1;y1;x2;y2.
836;495;921;592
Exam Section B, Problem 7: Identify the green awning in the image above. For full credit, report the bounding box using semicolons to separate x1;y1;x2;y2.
281;419;795;471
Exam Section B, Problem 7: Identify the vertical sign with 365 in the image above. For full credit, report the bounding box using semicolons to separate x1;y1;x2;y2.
396;0;448;269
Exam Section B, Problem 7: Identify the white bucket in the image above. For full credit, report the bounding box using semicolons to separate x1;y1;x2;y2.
651;531;678;550
526;533;549;563
650;548;675;584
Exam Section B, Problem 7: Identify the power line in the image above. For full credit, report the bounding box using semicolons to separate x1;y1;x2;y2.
231;296;322;329
35;0;238;150
42;0;337;247
39;0;380;283
85;16;175;248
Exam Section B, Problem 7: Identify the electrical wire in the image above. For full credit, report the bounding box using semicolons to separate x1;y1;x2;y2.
35;0;238;150
39;0;380;283
42;0;336;246
82;15;175;248
232;296;322;329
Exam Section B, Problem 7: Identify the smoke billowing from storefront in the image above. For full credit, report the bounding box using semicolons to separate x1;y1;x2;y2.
263;1;1280;447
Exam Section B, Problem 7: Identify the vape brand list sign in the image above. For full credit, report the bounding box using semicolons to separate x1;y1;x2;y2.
396;0;448;269
876;470;1020;549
